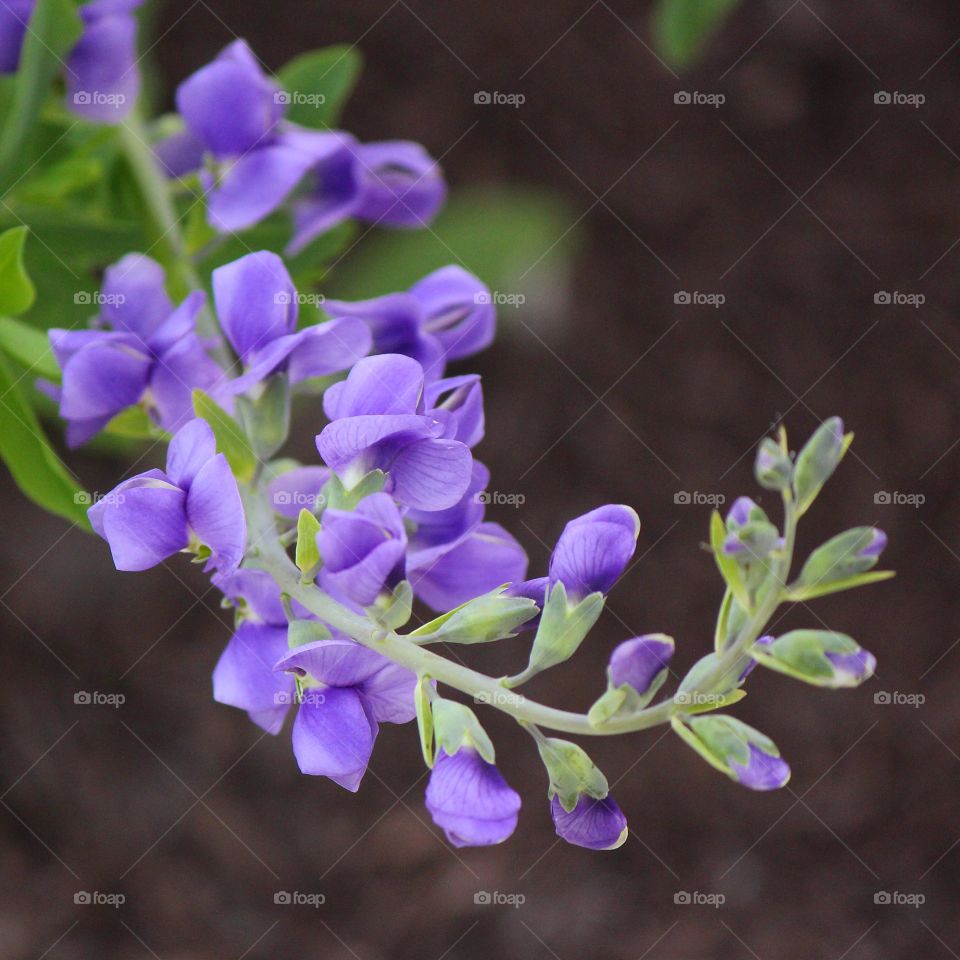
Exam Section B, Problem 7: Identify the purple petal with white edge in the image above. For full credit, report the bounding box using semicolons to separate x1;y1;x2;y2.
359;663;417;724
425;748;521;848
284;318;372;384
410;265;495;361
550;794;628;850
185;454;246;573
290;686;377;791
96;479;189;571
58;338;151;421
176;39;281;157
154;129;205;178
212;622;294;734
149;333;225;433
825;648;876;685
608;635;674;695
275;638;391;687
99;253;172;341
549;504;640;600
389;437;473;511
212;251;297;362
426;374;484;447
410;522;528;613
66;5;140;122
316;414;440;474
165;417;216;489
214;568;288;626
324;353;425;418
727;496;757;527
266;466;329;520
729;744;791;791
859;528;887;559
352;140;446;228
0;0;32;74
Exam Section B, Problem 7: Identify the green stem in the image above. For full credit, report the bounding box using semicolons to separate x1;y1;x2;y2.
247;487;799;738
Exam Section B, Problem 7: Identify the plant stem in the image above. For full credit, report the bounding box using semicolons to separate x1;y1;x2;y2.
247;487;799;738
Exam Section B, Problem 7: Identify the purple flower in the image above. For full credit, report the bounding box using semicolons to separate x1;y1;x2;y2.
211;251;370;396
274;639;417;791
548;504;641;601
550;794;628;850
46;254;221;447
608;635;674;695
727;496;758;528
289;139;446;254
317;493;407;607
324;266;494;379
425;748;521;847
858;528;887;559
1;0;143;122
212;570;297;734
266;465;330;520
729;744;791;791
88;418;246;572
316;354;473;511
824;648;877;685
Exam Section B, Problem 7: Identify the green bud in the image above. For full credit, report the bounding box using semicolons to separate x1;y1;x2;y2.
673;652;748;713
755;436;793;491
408;586;539;645
793;417;851;515
503;581;604;687
536;737;608;811
295;508;321;578
751;630;876;688
787;527;891;601
431;698;495;763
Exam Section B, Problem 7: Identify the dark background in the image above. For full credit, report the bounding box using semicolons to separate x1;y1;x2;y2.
3;0;960;957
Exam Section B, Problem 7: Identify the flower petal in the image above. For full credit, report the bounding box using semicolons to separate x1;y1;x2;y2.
550;794;628;850
389;437;473;511
164;417;216;488
275;638;391;687
410;265;494;360
351;140;446;227
323;353;424;418
99;253;172;341
58;338;151;421
185;453;246;573
359;663;417;724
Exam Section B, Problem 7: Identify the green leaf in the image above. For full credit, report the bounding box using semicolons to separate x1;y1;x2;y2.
192;389;258;483
408;585;539;645
295;508;321;577
651;0;740;69
710;510;751;611
0;0;83;190
0;350;89;527
276;46;363;128
0;227;36;315
785;569;895;602
0;315;55;377
415;676;435;767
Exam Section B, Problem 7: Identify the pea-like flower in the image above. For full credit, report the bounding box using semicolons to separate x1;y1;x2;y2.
316;354;473;511
88;418;246;572
425;748;521;847
211;251;371;396
0;0;143;122
274;639;417;791
316;493;407;607
550;794;628;850
324;266;495;379
45;254;221;447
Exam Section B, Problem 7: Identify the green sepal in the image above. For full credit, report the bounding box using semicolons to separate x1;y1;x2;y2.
536;737;609;812
323;470;385;511
0;227;36;315
408;585;539;645
793;417;852;516
295;508;321;578
235;374;291;460
710;510;751;611
415;676;435;767
504;581;604;687
751;630;874;688
371;580;413;631
788;527;890;600
192;389;258;483
103;406;166;440
431;699;495;764
287;619;331;650
673;651;749;713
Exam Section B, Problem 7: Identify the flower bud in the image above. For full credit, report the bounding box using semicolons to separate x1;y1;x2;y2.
672;715;790;791
588;634;674;724
536;737;609;811
751;630;876;688
789;527;888;600
550;794;628;850
755;437;793;491
409;587;539;645
794;417;849;514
